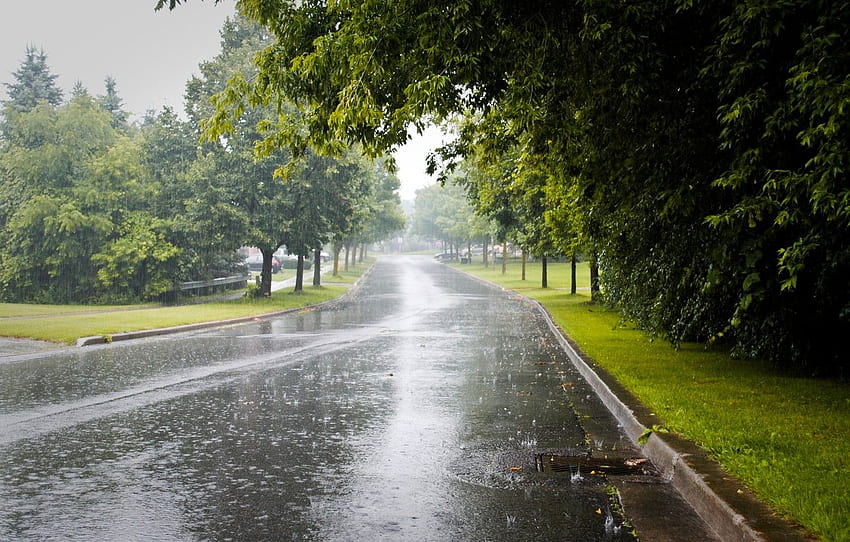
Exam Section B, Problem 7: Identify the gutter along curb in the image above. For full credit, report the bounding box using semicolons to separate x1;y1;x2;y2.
75;312;293;346
528;297;811;542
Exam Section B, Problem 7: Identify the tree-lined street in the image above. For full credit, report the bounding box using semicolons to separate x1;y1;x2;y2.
0;256;718;541
2;1;848;539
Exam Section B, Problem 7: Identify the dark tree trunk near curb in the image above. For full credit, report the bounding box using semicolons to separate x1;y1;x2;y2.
590;252;600;301
313;249;322;286
260;248;274;297
294;254;304;293
541;256;548;289
571;253;577;295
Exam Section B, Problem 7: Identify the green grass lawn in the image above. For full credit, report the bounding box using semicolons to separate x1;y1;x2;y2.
0;260;372;345
321;266;367;284
454;259;849;542
0;303;146;318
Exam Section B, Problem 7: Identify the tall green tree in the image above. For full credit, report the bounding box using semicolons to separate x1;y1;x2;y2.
699;1;850;368
2;46;63;114
324;155;372;277
185;13;395;295
97;76;130;132
276;150;364;293
0;46;187;304
137;106;236;283
0;92;113;301
359;162;405;256
80;134;181;302
182;14;288;296
0;93;183;303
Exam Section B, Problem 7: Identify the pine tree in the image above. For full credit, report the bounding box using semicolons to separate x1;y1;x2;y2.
97;76;128;130
3;46;63;113
71;80;89;99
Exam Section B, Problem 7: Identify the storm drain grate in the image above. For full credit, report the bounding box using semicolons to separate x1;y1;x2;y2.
535;453;656;476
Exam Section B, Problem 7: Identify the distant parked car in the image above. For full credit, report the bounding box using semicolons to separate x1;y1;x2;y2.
433;252;458;262
232;260;249;275
244;253;281;273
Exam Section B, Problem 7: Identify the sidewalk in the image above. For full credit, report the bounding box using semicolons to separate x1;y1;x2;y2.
271;264;332;291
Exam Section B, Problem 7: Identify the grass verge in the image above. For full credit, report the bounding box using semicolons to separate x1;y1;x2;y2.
0;261;371;345
453;259;849;542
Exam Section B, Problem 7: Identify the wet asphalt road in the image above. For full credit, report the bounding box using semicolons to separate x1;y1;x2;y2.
0;255;710;541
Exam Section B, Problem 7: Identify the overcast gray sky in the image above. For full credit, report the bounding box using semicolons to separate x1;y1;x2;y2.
0;0;234;117
0;0;438;200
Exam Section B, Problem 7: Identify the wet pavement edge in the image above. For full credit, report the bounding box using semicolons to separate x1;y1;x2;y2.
439;262;811;542
74;266;374;347
519;295;814;542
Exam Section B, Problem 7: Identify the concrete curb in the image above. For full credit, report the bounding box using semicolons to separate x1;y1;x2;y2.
75;312;296;346
76;263;375;347
527;297;810;542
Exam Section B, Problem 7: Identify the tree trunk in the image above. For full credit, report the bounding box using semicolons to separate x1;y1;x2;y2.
521;249;527;281
590;252;600;302
483;239;489;267
344;241;351;271
359;242;365;263
260;248;273;297
333;243;342;276
294;254;304;293
571;253;577;295
313;248;322;286
541;255;548;289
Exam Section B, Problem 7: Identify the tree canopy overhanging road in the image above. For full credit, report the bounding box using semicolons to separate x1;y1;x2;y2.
161;0;850;377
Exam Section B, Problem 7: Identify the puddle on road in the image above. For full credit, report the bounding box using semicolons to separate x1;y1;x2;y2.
535;454;657;477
